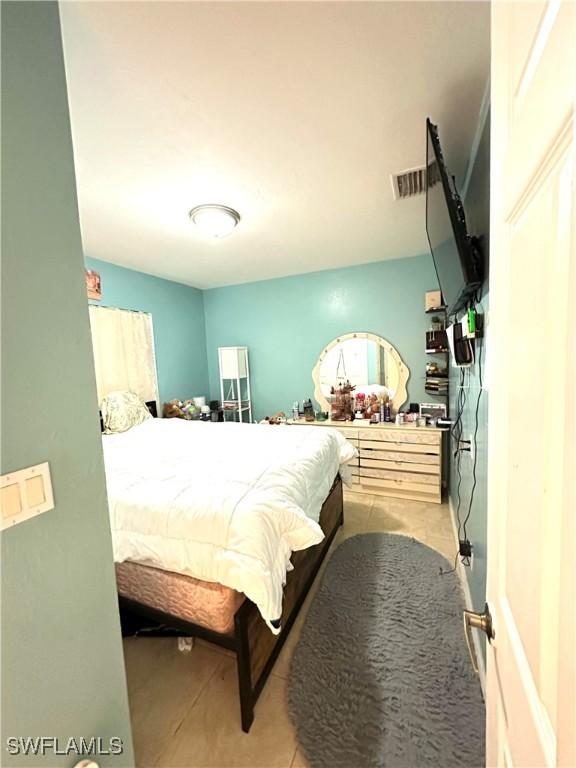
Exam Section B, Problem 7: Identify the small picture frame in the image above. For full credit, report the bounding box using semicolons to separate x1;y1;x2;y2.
85;269;101;300
425;289;442;312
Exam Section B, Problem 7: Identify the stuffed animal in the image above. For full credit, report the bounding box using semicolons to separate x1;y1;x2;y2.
364;393;380;419
180;400;199;420
261;411;286;425
162;399;199;420
163;400;183;419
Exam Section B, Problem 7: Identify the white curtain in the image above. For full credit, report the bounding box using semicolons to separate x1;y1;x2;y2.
88;306;158;405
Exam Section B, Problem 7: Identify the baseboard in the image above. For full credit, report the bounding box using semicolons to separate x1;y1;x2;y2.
447;496;487;699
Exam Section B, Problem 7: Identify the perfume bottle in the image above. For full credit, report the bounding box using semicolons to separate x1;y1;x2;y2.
384;402;391;422
303;399;315;422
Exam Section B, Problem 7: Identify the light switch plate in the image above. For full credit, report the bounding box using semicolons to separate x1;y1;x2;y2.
1;462;54;530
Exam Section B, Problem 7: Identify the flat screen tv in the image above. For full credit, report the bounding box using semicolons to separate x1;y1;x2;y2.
426;118;483;315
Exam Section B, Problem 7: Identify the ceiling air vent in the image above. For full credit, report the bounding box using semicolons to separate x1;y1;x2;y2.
390;166;427;200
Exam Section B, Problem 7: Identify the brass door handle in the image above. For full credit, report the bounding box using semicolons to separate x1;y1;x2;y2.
463;602;495;673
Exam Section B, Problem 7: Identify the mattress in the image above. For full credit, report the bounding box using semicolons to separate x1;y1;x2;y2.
102;418;357;631
116;561;244;635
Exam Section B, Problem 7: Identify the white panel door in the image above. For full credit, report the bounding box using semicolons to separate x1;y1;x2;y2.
487;2;575;766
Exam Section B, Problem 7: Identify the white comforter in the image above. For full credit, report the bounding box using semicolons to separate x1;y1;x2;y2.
102;419;356;630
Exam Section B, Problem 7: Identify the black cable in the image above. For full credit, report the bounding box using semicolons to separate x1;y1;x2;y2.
439;549;460;576
454;368;468;541
440;366;468;577
442;299;484;574
450;371;462;438
463;337;483;541
455;455;464;541
450;368;466;440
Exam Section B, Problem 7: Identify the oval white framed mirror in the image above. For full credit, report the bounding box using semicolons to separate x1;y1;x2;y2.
312;332;410;413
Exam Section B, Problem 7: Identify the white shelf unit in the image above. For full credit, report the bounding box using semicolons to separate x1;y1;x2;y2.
218;346;253;423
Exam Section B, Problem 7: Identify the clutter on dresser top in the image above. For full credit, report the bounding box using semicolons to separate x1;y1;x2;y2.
289;394;445;429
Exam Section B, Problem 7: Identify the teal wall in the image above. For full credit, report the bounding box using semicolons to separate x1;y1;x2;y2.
449;105;490;618
85;258;209;404
1;3;134;765
203;255;439;421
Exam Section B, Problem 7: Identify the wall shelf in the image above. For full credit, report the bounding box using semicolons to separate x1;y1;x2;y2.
218;347;253;423
424;301;449;407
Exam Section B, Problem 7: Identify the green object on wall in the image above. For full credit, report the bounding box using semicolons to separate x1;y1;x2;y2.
203;255;439;421
1;3;134;764
85;257;209;404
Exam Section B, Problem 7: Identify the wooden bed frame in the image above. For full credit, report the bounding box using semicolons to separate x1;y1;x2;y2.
118;473;344;732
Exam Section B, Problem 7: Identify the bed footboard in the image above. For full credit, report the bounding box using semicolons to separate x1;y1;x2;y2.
234;474;343;731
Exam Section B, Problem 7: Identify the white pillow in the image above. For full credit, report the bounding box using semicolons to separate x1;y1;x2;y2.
354;384;393;398
101;391;152;434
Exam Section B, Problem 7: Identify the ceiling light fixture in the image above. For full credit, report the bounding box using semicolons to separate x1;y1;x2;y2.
188;204;241;238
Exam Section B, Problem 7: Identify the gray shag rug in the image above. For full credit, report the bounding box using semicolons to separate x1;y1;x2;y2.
287;533;485;768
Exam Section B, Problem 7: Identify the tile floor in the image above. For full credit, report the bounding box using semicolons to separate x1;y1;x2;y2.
123;490;457;768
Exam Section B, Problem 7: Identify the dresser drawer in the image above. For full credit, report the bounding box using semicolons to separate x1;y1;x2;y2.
358;428;440;446
360;448;439;465
359;457;440;474
359;443;440;462
358;475;439;496
358;467;438;485
290;420;444;503
359;448;440;466
351;427;444;503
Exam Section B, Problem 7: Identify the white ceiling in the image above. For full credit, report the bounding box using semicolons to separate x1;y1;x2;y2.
60;1;490;290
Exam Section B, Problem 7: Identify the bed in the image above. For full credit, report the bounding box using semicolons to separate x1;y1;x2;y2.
100;400;355;731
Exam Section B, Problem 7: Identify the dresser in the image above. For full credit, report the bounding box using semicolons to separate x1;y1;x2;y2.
289;420;444;504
